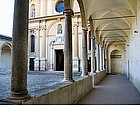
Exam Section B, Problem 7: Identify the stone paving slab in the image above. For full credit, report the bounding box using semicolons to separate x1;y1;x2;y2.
0;70;81;100
77;74;140;105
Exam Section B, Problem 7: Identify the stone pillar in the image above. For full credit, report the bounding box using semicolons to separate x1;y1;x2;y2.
96;44;100;72
74;24;79;58
91;37;96;73
100;47;103;71
81;28;88;76
102;48;105;70
63;9;74;82
0;50;2;59
73;23;80;72
10;0;30;99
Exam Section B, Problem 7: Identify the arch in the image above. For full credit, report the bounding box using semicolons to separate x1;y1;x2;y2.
76;0;87;28
46;20;62;36
0;42;12;50
0;43;12;69
89;16;94;37
87;0;135;20
110;49;123;73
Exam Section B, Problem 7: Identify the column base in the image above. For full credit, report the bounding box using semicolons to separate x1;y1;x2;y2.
90;71;96;74
96;70;100;73
62;78;74;83
81;74;88;77
2;92;31;104
7;91;31;100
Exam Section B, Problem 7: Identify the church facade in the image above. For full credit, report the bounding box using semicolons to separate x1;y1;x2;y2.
28;0;85;72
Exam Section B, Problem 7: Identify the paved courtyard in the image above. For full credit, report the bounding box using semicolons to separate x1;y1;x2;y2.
0;69;81;100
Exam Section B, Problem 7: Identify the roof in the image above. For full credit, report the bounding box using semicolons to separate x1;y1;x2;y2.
0;34;12;41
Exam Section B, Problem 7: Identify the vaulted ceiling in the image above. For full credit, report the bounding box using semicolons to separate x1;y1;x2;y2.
76;0;137;47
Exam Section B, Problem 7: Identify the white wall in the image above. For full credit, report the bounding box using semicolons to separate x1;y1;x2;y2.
125;1;140;92
107;44;126;74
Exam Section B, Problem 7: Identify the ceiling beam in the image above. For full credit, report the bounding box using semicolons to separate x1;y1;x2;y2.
92;15;135;21
106;41;126;42
97;28;131;31
101;36;128;38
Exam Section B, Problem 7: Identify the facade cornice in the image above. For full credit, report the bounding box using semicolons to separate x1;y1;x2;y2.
29;12;81;22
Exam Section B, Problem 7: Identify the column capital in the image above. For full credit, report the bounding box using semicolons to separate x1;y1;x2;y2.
63;9;74;16
74;23;79;27
82;28;88;31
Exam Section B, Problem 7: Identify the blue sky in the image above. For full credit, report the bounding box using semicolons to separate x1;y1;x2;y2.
0;0;14;37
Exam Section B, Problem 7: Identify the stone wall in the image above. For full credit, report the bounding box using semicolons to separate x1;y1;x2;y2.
91;70;106;86
22;76;92;104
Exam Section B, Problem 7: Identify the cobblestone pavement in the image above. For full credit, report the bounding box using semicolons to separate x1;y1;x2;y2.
0;69;81;100
77;74;140;105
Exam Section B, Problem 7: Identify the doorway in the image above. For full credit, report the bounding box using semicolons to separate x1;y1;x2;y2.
55;50;64;71
111;50;122;74
29;58;35;71
0;46;11;69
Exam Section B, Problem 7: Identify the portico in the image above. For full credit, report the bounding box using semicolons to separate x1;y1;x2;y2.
4;0;140;104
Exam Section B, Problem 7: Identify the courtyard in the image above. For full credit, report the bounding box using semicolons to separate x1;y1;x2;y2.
0;69;81;100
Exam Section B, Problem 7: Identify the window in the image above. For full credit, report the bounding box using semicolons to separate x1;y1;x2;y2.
57;24;63;34
55;1;64;13
31;4;35;18
31;35;35;52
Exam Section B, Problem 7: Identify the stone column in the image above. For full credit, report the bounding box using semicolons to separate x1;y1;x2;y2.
63;9;74;82
91;37;96;73
73;23;80;72
100;47;103;71
96;44;100;72
102;48;105;70
81;28;88;76
74;24;79;58
10;0;30;99
0;50;2;59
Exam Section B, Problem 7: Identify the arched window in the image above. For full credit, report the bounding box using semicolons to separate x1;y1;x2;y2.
55;1;64;13
31;4;35;18
57;24;63;34
31;35;35;52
